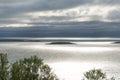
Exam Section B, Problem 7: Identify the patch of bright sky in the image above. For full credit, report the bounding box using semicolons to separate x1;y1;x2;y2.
1;24;32;27
27;5;117;21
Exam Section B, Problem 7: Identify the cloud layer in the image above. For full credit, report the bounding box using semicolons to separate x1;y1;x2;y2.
0;0;120;27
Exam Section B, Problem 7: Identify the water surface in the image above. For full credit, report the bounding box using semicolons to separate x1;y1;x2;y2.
0;38;120;80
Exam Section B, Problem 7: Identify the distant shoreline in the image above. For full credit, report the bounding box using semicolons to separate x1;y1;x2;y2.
0;38;120;42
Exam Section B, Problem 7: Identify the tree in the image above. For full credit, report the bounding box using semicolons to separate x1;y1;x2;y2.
10;56;59;80
82;69;115;80
0;53;9;80
83;69;106;80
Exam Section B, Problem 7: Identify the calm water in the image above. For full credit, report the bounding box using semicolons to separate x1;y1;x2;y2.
0;38;120;80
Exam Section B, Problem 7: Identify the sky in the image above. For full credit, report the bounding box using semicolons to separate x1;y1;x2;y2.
0;0;120;37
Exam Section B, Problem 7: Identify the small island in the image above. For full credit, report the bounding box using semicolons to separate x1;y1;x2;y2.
47;41;75;45
113;41;120;44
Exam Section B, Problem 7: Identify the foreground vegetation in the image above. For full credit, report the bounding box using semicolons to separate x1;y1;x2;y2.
0;53;59;80
82;69;115;80
0;53;116;80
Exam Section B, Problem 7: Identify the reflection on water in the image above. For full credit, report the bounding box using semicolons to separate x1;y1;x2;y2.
29;45;115;52
49;61;102;80
49;61;119;80
0;40;120;80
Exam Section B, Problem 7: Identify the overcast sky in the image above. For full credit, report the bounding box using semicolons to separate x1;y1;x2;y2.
0;0;120;27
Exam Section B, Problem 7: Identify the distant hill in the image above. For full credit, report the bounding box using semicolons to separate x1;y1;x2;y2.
0;21;120;37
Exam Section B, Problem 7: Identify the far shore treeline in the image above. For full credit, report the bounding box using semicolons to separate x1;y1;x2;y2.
0;53;115;80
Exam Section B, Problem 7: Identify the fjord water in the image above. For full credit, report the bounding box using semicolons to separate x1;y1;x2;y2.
0;38;120;80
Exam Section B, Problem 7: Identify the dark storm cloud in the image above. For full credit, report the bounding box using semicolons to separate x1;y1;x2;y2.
0;21;120;37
